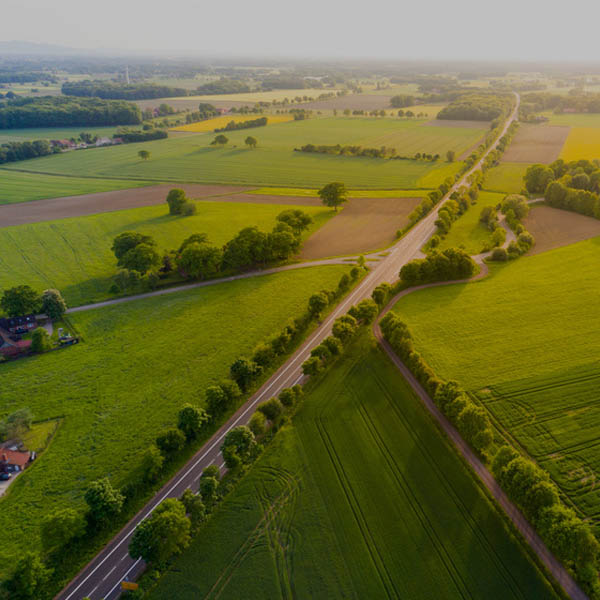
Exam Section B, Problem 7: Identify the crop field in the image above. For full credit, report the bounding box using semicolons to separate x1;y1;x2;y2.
523;204;600;254
501;124;570;163
483;163;530;194
0;126;121;143
300;197;421;259
0;200;332;307
171;114;294;133
391;236;600;389
560;126;600;161
540;112;600;127
148;336;559;600
434;191;505;254
0;265;350;578
1;118;469;189
0;169;154;205
296;94;399;111
248;186;432;198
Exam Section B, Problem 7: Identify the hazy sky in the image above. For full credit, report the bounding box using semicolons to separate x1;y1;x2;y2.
2;0;600;61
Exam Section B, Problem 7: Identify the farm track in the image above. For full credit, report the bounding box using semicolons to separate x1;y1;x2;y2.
57;92;581;600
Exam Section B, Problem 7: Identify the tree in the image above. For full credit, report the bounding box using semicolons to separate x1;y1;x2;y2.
248;411;267;436
211;134;229;146
41;508;85;552
230;358;262;392
119;243;160;274
302;356;322;376
318;182;348;212
245;136;257;148
31;327;52;353
85;478;124;525
166;188;188;215
0;408;32;443
177;404;208;440
180;489;206;533
5;552;52;600
140;445;164;483
138;149;150;160
221;426;257;469
257;397;283;421
308;292;329;318
0;285;40;316
446;150;455;162
112;232;156;263
156;428;186;456
276;209;313;234
129;499;190;564
332;314;358;344
199;475;219;503
177;243;222;280
40;289;67;319
222;227;270;271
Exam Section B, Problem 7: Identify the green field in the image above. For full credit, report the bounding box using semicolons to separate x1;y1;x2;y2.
148;336;559;600
484;162;530;194
0;169;154;205
0;200;331;307
0;126;121;143
435;191;504;254
248;186;432;198
0;265;349;578
540;112;600;127
391;237;600;524
1;118;473;189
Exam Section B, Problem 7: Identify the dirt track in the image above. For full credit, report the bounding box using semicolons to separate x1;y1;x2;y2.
300;197;421;259
0;185;323;227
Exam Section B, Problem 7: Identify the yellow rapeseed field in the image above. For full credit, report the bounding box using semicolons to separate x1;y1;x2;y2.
560;127;600;161
171;114;294;133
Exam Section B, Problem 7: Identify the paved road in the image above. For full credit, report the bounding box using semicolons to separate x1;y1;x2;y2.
56;95;522;600
373;278;587;600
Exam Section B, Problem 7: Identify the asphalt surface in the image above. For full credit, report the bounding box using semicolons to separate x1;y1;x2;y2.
57;94;525;600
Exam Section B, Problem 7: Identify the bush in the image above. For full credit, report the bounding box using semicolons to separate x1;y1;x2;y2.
257;397;283;422
278;388;296;407
31;327;52;353
490;247;508;261
156;428;186;456
248;411;267;436
181;201;197;216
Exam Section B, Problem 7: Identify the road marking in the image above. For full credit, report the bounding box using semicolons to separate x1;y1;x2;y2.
89;584;98;596
102;565;117;581
122;553;129;561
104;559;141;600
60;96;519;600
219;461;226;470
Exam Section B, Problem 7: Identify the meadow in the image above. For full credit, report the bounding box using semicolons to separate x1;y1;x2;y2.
435;191;505;254
247;186;432;198
0;126;120;143
0;265;350;579
171;114;293;133
0;169;153;205
148;336;559;600
541;112;600;127
483;162;530;194
0;199;332;307
1;117;472;189
560;127;600;161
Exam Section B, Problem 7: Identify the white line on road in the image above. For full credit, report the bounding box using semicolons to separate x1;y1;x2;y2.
105;559;141;600
103;565;117;581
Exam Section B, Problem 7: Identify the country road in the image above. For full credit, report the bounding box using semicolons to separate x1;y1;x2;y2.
56;94;527;600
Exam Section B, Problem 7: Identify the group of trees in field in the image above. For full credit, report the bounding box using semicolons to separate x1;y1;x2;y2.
298;143;439;162
486;194;534;261
214;116;267;132
109;205;314;292
390;94;415;108
115;127;167;143
521;91;600;114
525;159;600;220
0;96;142;128
1;285;67;319
165;188;197;216
195;78;251;95
437;93;512;121
62;81;189;100
0;139;57;164
400;247;476;285
184;103;219;123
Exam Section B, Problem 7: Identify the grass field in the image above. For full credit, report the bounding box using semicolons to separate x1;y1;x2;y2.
0;169;154;205
0;265;350;579
435;191;505;254
484;163;530;194
171;114;294;133
560;127;600;161
0;118;475;189
541;112;600;127
247;186;432;197
147;336;559;600
0;200;331;307
0;126;121;143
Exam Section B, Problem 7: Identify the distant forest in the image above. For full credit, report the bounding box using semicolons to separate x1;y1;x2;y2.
62;81;189;100
0;96;142;128
437;93;513;121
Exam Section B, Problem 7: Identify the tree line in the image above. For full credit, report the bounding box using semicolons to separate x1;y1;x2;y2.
214;116;267;132
437;93;513;121
62;80;190;100
297;143;440;161
521;91;600;115
0;139;57;164
390;94;415;108
114;128;167;143
0;96;142;128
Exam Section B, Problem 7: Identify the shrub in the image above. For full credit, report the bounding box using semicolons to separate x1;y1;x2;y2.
248;411;267;436
31;327;52;353
490;247;508;261
156;428;186;456
181;201;197;216
278;387;296;407
257;397;283;422
491;226;506;247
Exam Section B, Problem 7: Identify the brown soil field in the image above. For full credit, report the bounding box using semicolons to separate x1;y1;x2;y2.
502;124;570;163
425;119;489;129
523;204;600;255
0;186;325;227
299;197;421;259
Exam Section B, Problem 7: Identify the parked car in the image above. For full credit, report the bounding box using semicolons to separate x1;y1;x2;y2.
0;472;11;481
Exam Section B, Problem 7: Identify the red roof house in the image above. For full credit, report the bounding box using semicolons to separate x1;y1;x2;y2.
0;450;32;472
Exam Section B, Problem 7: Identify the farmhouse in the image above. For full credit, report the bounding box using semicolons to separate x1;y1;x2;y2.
0;314;37;334
0;314;41;357
0;449;32;473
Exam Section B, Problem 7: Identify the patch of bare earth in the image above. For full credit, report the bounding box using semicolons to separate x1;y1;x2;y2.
502;124;570;163
300;197;421;259
523;205;600;255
